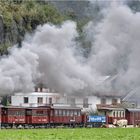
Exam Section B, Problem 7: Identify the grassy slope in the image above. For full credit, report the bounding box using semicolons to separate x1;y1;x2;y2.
0;128;139;140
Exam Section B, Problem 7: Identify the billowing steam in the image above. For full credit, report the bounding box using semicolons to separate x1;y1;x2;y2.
0;1;140;96
87;3;140;94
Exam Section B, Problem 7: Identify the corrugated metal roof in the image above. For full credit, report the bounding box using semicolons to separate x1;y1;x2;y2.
126;108;140;112
51;106;81;110
98;107;124;111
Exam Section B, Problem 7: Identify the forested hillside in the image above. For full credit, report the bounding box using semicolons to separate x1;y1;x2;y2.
0;0;138;56
0;1;67;55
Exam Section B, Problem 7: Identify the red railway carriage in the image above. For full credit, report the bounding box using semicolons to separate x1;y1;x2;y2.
50;106;83;126
25;107;50;126
0;107;2;124
1;107;26;127
125;108;140;126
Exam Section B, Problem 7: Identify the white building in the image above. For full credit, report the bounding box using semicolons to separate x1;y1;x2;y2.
11;92;62;107
11;88;122;112
64;95;121;112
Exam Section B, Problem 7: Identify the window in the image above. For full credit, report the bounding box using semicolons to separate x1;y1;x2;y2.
24;97;28;104
112;99;117;105
67;110;69;116
122;111;124;117
70;110;73;116
101;98;106;104
78;111;81;116
113;111;115;117
59;110;62;116
65;110;67;116
116;111;118;117
36;110;44;116
118;111;120;117
63;110;66;116
119;111;121;117
55;110;58;116
50;110;53;116
68;98;75;107
74;110;77;116
83;98;89;108
37;97;43;104
49;97;52;105
26;110;32;115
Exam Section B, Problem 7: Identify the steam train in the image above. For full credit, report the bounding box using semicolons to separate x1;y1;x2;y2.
0;105;139;128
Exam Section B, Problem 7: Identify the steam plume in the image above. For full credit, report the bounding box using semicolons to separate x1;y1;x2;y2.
0;1;140;97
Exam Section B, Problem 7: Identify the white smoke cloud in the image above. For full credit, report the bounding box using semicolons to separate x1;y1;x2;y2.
29;21;108;94
0;1;140;96
0;47;39;94
86;4;140;93
0;21;108;95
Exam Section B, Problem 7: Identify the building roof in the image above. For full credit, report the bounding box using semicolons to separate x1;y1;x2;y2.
51;106;81;110
123;87;140;103
97;104;124;111
126;108;140;112
14;92;61;96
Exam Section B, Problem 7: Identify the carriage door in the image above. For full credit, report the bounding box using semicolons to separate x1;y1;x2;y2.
26;109;32;124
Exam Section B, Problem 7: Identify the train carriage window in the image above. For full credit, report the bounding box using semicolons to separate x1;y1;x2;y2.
61;110;63;116
50;110;53;116
70;110;73;116
65;110;67;116
118;111;120;117
17;111;18;115
36;110;44;116
114;111;116;117
113;111;115;117
78;111;81;116
116;111;118;117
55;110;58;116
63;110;66;116
2;110;7;115
26;110;32;115
119;111;121;118
77;111;79;116
74;110;77;116
67;110;69;116
8;110;14;115
59;110;62;116
122;111;124;117
44;110;48;115
57;110;59;116
58;110;60;116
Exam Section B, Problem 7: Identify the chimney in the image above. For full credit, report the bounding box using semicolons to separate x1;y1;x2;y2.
40;87;43;92
35;87;38;92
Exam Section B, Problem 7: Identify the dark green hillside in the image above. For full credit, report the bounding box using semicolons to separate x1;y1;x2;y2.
0;0;66;55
